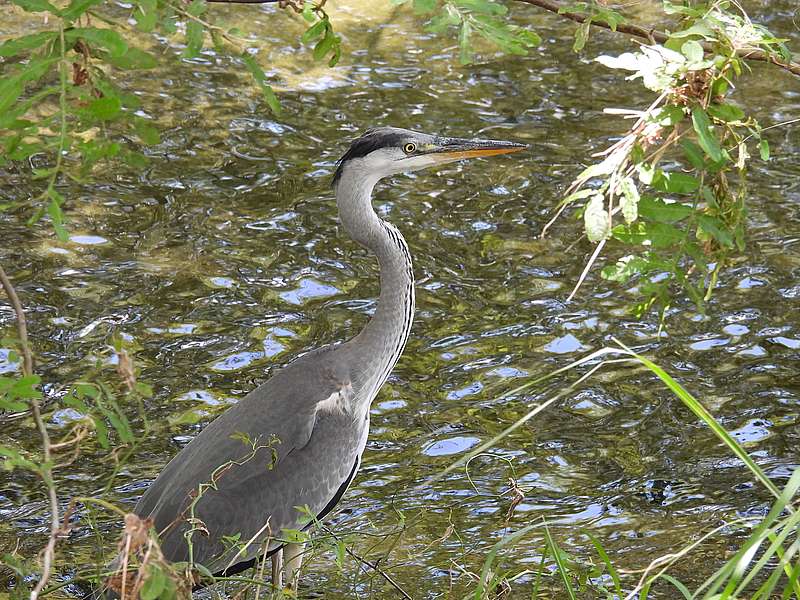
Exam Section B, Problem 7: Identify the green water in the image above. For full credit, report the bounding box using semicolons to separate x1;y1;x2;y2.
1;1;799;597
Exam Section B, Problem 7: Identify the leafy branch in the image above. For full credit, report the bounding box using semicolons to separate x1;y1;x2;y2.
1;0;339;239
401;0;795;317
542;1;793;316
513;0;800;77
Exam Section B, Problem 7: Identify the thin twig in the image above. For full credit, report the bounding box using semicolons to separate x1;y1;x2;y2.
2;263;60;600
566;237;606;302
0;265;32;376
0;265;59;600
320;525;413;600
512;0;800;77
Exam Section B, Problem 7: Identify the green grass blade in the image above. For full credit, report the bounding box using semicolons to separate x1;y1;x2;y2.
432;348;623;484
737;520;800;599
543;522;578;600
584;531;622;598
612;338;784;503
701;469;800;599
475;521;541;600
781;557;800;599
531;544;549;599
659;574;692;599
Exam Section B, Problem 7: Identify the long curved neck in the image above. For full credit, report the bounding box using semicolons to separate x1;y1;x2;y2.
335;167;415;401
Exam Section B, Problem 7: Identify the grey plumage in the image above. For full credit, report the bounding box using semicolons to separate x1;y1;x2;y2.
121;126;525;586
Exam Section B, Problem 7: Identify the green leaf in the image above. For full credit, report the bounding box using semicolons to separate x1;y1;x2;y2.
183;21;204;58
313;31;336;62
584;193;609;242
169;407;208;426
759;139;770;161
0;397;28;412
0;80;24;116
327;41;342;67
656;105;685;126
186;0;206;17
454;0;506;15
140;565;166;600
301;1;316;20
161;11;177;34
0;445;41;473
0;32;57;57
561;188;598;206
601;254;663;283
241;54;281;116
593;6;624;31
691;106;722;162
0;58;58;114
619;176;639;223
652;171;700;194
662;1;701;16
0;375;42;410
302;19;327;43
46;186;68;241
653;171;700;194
471;14;530;55
516;29;541;47
87;96;122;120
638;197;693;223
707;103;745;122
134;119;160;145
680;40;704;63
680;139;705;170
669;22;717;41
61;0;102;20
10;0;60;14
104;47;157;69
697;214;733;247
66;28;129;58
573;19;590;52
426;5;460;32
134;0;158;32
412;0;437;14
612;221;685;248
335;539;346;570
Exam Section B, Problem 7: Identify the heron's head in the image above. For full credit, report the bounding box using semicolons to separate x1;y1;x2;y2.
332;126;526;187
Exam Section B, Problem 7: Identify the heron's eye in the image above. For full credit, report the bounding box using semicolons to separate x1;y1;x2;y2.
403;143;417;154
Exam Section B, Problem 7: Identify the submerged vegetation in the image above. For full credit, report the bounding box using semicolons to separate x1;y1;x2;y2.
1;0;798;598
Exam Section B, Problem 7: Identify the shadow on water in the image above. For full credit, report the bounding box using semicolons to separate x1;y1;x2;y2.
1;0;799;597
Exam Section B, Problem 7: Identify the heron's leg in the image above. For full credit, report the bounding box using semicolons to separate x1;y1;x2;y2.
271;547;284;589
282;542;305;589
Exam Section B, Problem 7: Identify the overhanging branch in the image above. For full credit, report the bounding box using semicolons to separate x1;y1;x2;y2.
514;0;800;77
204;0;800;77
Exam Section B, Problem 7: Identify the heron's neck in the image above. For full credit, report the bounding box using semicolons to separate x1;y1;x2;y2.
335;169;415;401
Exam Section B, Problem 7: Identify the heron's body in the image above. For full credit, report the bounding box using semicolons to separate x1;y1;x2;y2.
120;127;524;590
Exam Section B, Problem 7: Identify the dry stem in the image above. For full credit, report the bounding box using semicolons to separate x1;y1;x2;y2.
0;264;60;600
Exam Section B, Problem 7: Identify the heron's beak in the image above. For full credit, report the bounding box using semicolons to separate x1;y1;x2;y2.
429;136;528;162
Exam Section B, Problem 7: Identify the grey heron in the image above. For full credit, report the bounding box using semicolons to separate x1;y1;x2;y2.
110;127;525;593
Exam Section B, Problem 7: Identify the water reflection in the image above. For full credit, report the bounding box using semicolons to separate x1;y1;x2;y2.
0;0;799;596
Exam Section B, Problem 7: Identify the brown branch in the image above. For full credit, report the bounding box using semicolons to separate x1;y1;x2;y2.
514;0;800;77
0;264;60;600
0;264;33;376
